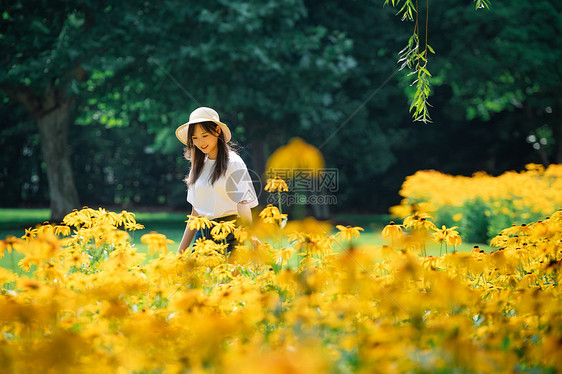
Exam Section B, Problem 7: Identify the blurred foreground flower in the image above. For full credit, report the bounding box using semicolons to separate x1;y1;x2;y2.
141;232;175;256
266;137;325;179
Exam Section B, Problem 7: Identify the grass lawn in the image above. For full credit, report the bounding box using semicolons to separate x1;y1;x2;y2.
0;208;491;274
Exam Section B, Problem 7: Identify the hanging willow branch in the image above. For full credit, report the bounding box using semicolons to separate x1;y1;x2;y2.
385;0;492;123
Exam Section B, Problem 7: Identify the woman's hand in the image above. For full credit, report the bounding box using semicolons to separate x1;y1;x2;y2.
178;208;198;254
250;235;261;249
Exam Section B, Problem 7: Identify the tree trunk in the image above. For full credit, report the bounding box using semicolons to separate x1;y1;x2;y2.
8;84;81;221
36;97;80;222
4;70;87;221
8;85;81;222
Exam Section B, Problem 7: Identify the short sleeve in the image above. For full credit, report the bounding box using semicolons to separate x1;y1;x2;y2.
225;160;259;207
187;183;194;205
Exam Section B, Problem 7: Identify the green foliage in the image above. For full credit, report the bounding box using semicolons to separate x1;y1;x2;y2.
0;100;48;206
1;0;553;216
69;123;189;208
432;206;457;229
409;59;432;123
431;197;548;244
386;0;494;123
485;199;544;239
459;198;490;244
384;0;417;22
433;0;562;162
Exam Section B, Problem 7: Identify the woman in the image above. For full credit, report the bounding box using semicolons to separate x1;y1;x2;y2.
176;107;259;254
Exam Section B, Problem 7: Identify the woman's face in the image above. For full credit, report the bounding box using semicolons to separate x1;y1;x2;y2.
191;124;221;159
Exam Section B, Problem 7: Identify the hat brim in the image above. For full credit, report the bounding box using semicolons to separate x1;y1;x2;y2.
175;118;232;145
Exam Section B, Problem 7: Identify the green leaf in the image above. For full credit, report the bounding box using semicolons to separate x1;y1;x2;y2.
30;19;50;34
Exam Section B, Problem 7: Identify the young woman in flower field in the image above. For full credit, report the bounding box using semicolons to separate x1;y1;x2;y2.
175;107;259;254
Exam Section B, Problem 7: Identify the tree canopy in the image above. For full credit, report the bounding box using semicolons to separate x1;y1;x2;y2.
1;0;556;217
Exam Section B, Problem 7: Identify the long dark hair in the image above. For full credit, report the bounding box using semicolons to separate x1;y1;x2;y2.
183;121;237;187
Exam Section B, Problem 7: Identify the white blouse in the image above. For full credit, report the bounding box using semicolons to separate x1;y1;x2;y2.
187;151;259;219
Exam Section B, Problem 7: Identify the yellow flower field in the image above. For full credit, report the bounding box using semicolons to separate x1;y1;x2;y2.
390;164;562;242
0;205;560;373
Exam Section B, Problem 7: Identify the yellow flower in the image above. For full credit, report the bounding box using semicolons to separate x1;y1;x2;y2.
0;267;16;284
275;246;295;265
119;210;137;226
54;225;71;236
186;215;214;231
446;233;462;247
210;220;237;241
431;227;447;244
141;232;175;256
35;260;64;281
21;227;38;242
389;203;414;218
284;217;333;239
294;236;334;257
403;212;432;229
471;245;485;254
431;225;461;246
513;223;532;236
63;207;97;228
19;255;39;272
264;177;289;192
530;220;549;236
259;204;288;225
335;225;364;242
65;251;90;269
233;226;250;242
36;223;55;235
192;238;227;265
123;221;145;231
381;221;403;242
490;233;507;247
62;209;85;227
95;207;121;226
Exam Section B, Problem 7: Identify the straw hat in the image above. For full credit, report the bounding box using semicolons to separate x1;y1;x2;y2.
175;107;232;145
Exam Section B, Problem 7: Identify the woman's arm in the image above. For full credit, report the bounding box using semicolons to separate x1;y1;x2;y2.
178;207;199;254
237;201;253;226
237;201;261;248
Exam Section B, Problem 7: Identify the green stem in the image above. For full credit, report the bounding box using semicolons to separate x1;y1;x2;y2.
277;190;283;215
